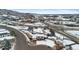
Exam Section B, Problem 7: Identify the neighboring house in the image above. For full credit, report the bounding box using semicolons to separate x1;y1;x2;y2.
0;29;15;40
0;29;10;38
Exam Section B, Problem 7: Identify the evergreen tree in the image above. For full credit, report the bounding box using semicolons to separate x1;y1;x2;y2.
2;39;11;50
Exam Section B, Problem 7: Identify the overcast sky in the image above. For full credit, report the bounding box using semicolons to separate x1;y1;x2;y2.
11;9;79;14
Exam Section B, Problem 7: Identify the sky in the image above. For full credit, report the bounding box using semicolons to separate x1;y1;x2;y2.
11;9;79;14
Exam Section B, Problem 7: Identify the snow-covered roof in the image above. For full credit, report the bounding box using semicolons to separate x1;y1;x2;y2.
34;22;45;26
33;28;43;33
20;27;29;30
24;23;34;26
0;29;10;34
44;29;51;34
33;34;47;38
2;14;8;17
0;36;15;40
63;40;75;46
62;18;70;21
48;36;56;40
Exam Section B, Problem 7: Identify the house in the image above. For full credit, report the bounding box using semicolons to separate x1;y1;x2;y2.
0;29;10;38
0;29;15;41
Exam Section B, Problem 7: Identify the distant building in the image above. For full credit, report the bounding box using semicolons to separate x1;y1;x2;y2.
20;19;34;23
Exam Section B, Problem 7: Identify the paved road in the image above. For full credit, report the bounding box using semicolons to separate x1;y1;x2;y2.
45;22;79;44
47;22;79;31
0;24;30;50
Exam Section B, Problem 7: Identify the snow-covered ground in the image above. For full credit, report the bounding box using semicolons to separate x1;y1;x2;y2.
55;32;67;40
1;25;79;50
66;30;79;38
37;39;55;48
71;44;79;50
16;26;79;50
63;40;75;46
55;31;79;50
